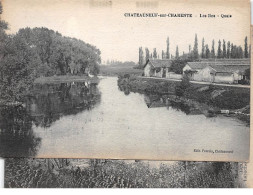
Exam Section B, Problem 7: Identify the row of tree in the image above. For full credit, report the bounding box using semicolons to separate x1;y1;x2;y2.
0;1;101;102
138;34;250;66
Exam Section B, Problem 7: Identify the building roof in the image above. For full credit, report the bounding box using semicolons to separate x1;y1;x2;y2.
186;62;206;70
199;59;250;66
186;59;250;73
143;59;173;69
210;65;249;73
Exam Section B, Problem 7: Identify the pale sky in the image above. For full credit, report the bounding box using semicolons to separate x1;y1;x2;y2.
1;0;251;63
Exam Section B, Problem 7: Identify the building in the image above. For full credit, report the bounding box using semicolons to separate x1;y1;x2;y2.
143;59;176;78
183;59;250;84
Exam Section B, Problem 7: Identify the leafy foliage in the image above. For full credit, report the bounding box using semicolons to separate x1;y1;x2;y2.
175;74;191;96
0;6;101;102
169;59;191;74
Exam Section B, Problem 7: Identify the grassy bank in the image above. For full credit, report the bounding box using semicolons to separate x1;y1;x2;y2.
100;65;143;76
118;75;250;124
118;75;179;94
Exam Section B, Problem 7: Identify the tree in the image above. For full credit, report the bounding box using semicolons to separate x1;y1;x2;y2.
211;40;215;58
0;34;42;101
175;46;179;59
201;38;205;58
249;44;251;58
162;50;165;59
153;48;157;59
205;44;210;58
170;59;188;74
145;48;149;63
189;45;192;53
217;40;222;58
193;34;199;59
0;23;102;101
175;74;191;96
138;47;144;66
0;0;2;14
166;37;170;59
231;43;235;58
238;46;243;58
222;40;226;58
244;36;249;58
227;41;231;58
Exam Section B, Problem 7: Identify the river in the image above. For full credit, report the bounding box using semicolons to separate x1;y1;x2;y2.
0;77;249;161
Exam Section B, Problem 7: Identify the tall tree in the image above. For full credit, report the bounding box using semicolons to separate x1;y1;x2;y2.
201;38;205;58
222;40;226;58
175;46;179;59
211;40;215;58
189;45;192;53
162;50;165;59
238;46;243;58
138;47;144;66
0;1;2;14
227;41;231;58
193;34;199;59
231;43;235;58
205;44;210;58
153;48;157;59
217;40;222;58
249;44;251;58
145;48;150;63
166;37;170;59
244;36;249;58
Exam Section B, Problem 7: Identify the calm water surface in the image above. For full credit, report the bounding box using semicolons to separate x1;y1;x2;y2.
0;77;249;161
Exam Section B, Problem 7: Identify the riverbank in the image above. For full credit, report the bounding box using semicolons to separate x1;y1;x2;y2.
99;65;143;76
118;75;250;124
34;75;99;84
0;75;99;107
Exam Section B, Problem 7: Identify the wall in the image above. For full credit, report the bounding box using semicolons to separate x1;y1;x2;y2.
144;63;153;77
182;64;192;72
233;72;243;82
154;68;163;78
166;72;182;80
214;74;234;84
193;67;215;82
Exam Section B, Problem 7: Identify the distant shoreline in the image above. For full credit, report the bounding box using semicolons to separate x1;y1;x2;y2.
34;75;99;84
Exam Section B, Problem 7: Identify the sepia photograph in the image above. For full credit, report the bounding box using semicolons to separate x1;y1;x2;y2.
0;0;251;162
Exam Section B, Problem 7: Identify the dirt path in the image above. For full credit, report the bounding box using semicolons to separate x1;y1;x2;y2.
138;76;250;89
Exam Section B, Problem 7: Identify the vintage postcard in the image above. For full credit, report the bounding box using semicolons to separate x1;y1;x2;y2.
0;0;251;161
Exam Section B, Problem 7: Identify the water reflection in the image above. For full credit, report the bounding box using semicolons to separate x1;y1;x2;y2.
143;94;200;116
0;81;100;157
0;106;41;157
0;77;249;160
120;84;197;115
27;82;100;128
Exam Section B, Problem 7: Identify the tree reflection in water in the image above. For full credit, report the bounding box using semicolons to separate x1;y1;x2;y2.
27;82;100;128
143;94;194;115
0;106;41;157
0;81;101;157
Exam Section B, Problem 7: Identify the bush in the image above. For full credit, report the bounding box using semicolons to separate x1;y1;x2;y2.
175;75;190;96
